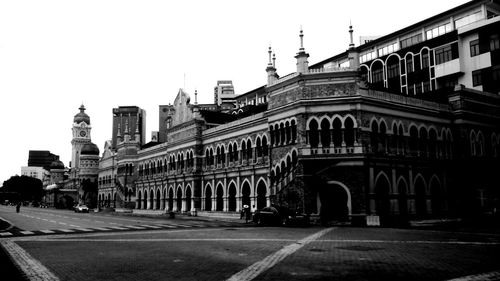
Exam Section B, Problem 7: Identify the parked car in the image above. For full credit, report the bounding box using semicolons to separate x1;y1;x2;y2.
253;205;310;226
74;204;89;213
253;206;282;225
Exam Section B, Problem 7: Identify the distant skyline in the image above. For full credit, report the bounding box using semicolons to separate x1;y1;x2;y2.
0;0;470;184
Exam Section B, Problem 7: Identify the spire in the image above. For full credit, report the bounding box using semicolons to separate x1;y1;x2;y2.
349;21;355;49
194;89;198;105
272;52;276;68
267;45;273;67
299;26;305;52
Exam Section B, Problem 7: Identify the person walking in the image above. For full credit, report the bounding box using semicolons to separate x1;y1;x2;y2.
16;202;21;213
244;205;251;223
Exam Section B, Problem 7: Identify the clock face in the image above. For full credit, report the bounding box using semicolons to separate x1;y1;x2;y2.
80;130;87;137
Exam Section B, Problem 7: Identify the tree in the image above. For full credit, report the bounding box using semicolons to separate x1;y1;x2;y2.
1;175;43;202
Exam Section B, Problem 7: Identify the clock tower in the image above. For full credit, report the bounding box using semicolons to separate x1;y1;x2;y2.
71;104;92;169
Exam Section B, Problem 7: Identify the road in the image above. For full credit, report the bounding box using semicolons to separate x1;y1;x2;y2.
2;206;500;281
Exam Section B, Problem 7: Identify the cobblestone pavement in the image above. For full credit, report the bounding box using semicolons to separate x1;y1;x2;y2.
1;225;500;281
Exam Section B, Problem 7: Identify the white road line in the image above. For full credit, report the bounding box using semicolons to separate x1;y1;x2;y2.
40;230;55;234
123;225;146;229
0;232;13;236
0;240;59;281
139;225;162;229
226;227;334;281
106;226;128;230
92;227;112;231
58;229;74;233
20;231;35;235
446;270;500;281
76;228;93;232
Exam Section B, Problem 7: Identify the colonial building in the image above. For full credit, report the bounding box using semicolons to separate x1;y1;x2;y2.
100;0;500;225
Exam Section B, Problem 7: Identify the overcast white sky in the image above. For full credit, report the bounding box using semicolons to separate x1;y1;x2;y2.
0;0;469;184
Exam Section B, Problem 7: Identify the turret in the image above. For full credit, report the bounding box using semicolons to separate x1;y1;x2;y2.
295;28;309;74
266;46;278;86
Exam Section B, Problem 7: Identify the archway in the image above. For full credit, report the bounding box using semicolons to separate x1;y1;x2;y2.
375;175;391;224
143;190;148;210
415;177;427;217
137;190;142;209
398;180;408;218
156;189;161;210
430;178;443;217
319;182;350;224
256;181;267;209
168;188;174;211
216;184;224;211
176;187;183;212
205;186;212;211
185;187;192;211
149;190;154;210
228;184;237;212
241;182;251;207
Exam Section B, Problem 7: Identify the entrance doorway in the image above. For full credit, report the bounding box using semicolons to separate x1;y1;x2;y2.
319;182;351;223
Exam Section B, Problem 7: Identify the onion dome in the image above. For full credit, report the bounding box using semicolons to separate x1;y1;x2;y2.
74;104;90;125
50;160;65;169
81;142;100;155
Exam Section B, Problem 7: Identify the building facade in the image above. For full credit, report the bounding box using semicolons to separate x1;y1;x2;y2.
99;0;500;225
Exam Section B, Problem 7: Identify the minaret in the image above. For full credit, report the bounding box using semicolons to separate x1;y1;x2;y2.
134;113;140;142
295;28;309;74
347;23;359;69
266;46;277;86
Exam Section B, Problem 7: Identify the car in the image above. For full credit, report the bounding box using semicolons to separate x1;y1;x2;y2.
74;204;89;213
253;205;310;226
253;206;282;225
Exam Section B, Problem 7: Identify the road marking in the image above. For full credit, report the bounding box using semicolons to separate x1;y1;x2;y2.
0;232;13;236
139;225;162;229
92;227;112;231
123;225;146;229
40;230;55;234
226;227;334;281
106;226;128;230
76;228;93;232
69;225;80;228
0;240;59;281
20;231;35;235
58;229;74;233
446;270;500;280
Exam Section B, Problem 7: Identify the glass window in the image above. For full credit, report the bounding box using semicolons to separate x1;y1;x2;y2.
422;52;429;68
426;23;452;40
490;34;500;51
435;45;452;65
470;39;480;57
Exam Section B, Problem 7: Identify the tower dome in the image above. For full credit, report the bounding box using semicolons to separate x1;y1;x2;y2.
74;104;90;125
50;160;65;170
80;142;100;155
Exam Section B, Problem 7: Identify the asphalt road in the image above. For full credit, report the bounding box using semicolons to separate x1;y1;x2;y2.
2;206;500;281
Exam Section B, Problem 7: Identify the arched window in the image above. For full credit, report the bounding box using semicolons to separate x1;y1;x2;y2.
285;121;291;144
344;117;355;147
256;137;262;157
419;127;428;157
320;118;331;148
333;118;342;147
246;139;253;161
308;120;319;148
262;136;269;157
409;126;419;155
270;126;274;146
291;120;297;144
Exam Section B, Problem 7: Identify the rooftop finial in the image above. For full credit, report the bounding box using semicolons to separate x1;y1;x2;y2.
194;89;198;105
299;27;304;51
268;45;273;66
272;52;276;68
349;21;355;49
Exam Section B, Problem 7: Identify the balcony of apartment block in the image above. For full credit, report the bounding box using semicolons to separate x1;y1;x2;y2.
434;59;463;79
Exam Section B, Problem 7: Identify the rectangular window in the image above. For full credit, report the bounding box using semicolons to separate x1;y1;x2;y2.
415;83;423;94
422;53;429;68
470;39;480;57
490;34;500;51
426;23;452;40
472;70;482;86
400;34;422;49
406;57;413;73
387;63;399;79
423;81;431;92
372;68;383;83
435;45;454;65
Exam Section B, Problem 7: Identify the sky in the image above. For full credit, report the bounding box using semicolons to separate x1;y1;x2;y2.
0;0;470;184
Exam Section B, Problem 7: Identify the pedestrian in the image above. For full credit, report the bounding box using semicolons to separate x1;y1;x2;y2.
244;205;251;223
16;202;21;213
251;205;256;219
